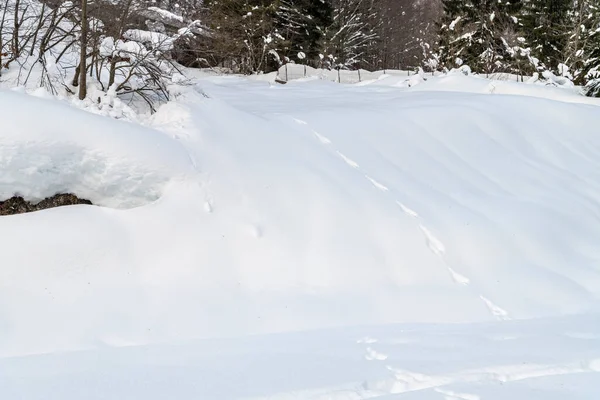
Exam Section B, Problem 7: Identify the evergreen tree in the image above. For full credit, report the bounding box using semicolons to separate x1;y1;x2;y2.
363;0;443;71
438;0;526;74
203;0;283;73
275;0;333;63
568;0;600;93
520;0;573;71
323;0;380;69
437;0;468;69
563;0;600;83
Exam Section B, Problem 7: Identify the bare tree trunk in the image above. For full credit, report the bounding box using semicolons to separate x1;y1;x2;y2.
78;0;88;100
107;0;134;88
29;3;46;56
0;0;8;75
13;0;20;59
72;62;80;86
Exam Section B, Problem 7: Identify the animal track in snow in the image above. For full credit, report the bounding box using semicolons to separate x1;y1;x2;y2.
336;151;359;168
311;130;332;144
447;268;471;286
292;118;308;125
397;201;419;218
365;347;388;361
400;200;473;287
292;118;332;144
419;224;470;285
290;116;508;319
480;296;510;321
365;175;389;192
376;360;595;396
419;224;446;256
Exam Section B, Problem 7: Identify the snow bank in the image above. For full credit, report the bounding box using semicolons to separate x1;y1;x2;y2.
0;90;194;208
404;73;596;105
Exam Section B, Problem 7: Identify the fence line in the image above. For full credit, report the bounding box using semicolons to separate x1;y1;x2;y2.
277;64;419;84
275;64;537;85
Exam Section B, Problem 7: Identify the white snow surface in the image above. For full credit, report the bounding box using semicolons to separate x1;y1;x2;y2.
0;90;193;208
2;74;600;399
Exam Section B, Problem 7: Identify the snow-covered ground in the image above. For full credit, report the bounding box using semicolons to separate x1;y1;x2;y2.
1;73;600;399
3;315;600;400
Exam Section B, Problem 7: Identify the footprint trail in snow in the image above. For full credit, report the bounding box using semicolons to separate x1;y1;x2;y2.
291;116;511;322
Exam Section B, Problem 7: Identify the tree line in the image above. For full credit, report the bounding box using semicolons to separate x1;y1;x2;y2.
0;0;440;79
0;0;439;108
193;0;440;73
437;0;600;94
2;0;600;108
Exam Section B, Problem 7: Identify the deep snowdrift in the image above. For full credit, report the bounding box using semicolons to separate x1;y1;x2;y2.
1;75;600;398
0;90;194;208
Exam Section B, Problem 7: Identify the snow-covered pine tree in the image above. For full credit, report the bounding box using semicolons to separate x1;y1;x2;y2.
323;0;380;69
204;0;283;73
583;48;600;96
438;0;526;75
358;0;442;71
519;0;573;72
562;0;600;84
568;0;600;94
409;0;444;72
275;0;333;64
437;0;468;70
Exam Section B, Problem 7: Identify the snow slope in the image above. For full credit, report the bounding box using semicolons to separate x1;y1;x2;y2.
1;75;600;398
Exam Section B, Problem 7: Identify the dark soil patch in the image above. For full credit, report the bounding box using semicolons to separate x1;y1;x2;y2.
0;194;93;216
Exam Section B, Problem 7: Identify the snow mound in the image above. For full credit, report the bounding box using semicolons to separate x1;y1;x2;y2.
182;78;600;323
404;73;596;105
0;90;194;208
1;76;600;360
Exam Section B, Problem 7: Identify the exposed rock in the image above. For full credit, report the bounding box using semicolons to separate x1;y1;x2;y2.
0;194;93;216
